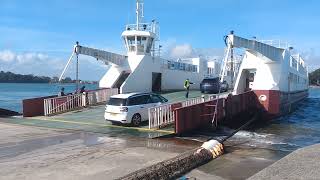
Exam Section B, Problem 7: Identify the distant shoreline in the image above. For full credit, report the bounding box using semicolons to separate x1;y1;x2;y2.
0;82;97;84
0;71;97;84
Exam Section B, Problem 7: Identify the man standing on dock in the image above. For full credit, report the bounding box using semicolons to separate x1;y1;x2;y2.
184;79;193;98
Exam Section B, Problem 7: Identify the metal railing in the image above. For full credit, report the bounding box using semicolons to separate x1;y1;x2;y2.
148;94;217;129
148;103;178;129
44;88;118;116
87;88;118;105
44;93;84;116
125;23;158;34
258;39;290;49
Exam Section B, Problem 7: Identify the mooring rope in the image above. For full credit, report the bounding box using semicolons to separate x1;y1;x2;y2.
117;112;259;180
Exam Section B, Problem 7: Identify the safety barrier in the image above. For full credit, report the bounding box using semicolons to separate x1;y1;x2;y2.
175;99;224;135
44;93;84;116
148;94;218;129
87;88;119;105
44;88;118;116
148;102;182;129
23;95;55;117
174;91;260;135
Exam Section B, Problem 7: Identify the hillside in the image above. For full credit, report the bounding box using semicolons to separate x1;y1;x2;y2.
309;68;320;85
0;71;74;83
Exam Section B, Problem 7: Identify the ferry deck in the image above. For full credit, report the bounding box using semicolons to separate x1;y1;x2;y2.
1;91;225;139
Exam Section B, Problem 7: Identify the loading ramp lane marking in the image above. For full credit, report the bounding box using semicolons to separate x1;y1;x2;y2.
26;117;174;134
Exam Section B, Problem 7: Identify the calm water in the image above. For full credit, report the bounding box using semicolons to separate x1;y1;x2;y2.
0;83;98;112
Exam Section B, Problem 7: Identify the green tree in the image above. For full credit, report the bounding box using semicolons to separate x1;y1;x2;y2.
309;68;320;85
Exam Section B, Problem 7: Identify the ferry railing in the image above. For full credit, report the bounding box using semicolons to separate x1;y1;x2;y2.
148;94;217;129
87;88;118;105
44;88;118;116
44;93;83;116
258;39;289;49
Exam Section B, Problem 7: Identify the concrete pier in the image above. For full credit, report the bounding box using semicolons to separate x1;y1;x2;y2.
249;144;320;180
0;122;198;180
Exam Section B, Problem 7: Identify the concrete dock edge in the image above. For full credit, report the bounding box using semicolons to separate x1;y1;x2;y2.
248;144;320;180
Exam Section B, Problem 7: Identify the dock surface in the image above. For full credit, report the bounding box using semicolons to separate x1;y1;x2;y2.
0;122;213;180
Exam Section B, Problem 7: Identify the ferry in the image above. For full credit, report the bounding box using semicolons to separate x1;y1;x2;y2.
57;0;309;120
60;0;220;94
221;32;309;118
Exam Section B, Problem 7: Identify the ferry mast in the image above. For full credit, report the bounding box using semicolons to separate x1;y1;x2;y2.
136;0;144;30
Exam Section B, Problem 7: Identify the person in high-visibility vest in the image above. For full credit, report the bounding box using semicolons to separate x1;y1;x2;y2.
184;78;193;98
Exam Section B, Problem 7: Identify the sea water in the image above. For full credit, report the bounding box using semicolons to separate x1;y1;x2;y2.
0;83;98;112
227;87;320;151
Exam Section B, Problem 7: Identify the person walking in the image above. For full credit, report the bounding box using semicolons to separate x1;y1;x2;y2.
184;79;193;98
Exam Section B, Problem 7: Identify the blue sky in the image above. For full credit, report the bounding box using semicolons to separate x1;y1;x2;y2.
0;0;319;80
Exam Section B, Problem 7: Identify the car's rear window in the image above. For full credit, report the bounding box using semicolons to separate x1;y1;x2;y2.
127;95;151;106
202;78;219;83
108;98;127;106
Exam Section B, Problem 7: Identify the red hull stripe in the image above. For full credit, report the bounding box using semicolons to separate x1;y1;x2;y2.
254;89;308;117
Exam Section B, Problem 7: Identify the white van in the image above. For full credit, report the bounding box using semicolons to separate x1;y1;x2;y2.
104;92;168;126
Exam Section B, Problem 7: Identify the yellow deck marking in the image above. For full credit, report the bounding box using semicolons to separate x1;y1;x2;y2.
26;117;174;134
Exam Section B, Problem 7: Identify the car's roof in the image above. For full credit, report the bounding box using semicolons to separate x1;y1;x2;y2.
110;92;152;99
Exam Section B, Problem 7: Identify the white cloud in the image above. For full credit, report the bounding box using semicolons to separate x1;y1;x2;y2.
0;50;109;81
169;44;194;58
160;38;225;61
0;50;16;62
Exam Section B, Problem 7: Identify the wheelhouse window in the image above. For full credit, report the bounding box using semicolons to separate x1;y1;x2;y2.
135;36;146;53
127;36;136;52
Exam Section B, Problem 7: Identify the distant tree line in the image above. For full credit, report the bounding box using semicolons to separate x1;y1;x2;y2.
309;68;320;85
0;71;75;83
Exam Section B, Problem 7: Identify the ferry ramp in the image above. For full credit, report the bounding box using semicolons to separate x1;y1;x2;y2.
2;90;214;138
1;106;172;138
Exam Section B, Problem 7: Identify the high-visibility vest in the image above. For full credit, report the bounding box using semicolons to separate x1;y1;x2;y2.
184;80;190;89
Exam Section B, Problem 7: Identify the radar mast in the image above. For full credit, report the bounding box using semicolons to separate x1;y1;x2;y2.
136;0;144;30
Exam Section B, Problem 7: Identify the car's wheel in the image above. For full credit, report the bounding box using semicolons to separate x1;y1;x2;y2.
131;113;141;127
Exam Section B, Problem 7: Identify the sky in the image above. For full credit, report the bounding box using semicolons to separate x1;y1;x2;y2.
0;0;319;80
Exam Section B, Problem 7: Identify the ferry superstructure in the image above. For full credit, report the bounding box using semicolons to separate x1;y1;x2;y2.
221;32;309;117
60;0;220;94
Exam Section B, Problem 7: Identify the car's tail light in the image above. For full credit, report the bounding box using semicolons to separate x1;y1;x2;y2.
119;107;128;112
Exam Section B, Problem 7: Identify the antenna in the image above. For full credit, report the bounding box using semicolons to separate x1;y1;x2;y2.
136;0;144;30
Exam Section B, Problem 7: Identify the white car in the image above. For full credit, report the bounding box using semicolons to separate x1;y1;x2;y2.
104;92;168;126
